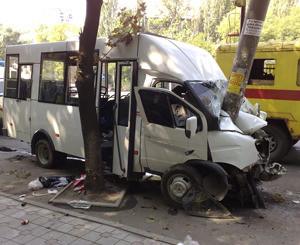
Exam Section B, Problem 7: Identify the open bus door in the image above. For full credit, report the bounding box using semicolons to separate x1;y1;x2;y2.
100;60;138;177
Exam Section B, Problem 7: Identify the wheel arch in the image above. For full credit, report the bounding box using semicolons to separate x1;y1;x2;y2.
31;129;55;154
186;159;229;201
186;159;228;177
267;118;292;139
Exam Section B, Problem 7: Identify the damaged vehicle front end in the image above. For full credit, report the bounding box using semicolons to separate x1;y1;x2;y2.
161;80;286;217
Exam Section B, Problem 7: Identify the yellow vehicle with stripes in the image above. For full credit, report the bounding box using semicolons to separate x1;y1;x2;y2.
216;41;300;161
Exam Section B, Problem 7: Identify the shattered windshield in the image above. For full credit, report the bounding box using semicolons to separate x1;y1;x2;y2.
186;80;228;118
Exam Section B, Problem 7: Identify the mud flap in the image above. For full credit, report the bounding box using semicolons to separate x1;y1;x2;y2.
182;184;231;218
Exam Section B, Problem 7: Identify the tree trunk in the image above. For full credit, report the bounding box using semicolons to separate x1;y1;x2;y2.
76;0;104;193
222;0;270;122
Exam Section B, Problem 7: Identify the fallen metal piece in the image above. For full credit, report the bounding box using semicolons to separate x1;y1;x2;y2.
182;184;231;218
259;162;287;181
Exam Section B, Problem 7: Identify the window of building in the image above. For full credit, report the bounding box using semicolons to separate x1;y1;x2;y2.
249;59;275;85
5;55;19;98
40;52;66;104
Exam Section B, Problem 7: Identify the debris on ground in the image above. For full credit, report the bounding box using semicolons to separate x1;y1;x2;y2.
145;215;157;223
272;193;285;203
177;235;200;245
28;176;75;191
21;220;29;225
292;200;300;204
168;208;178;216
141;206;157;210
7;169;31;179
0;146;16;152
73;174;86;192
68;200;91;210
21;202;27;207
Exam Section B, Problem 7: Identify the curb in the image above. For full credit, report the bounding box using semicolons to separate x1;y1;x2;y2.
0;191;180;245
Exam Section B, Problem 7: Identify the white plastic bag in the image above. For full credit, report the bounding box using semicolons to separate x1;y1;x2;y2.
28;178;43;191
177;235;200;245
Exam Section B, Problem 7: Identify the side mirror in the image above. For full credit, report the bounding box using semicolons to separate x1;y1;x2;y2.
185;116;197;138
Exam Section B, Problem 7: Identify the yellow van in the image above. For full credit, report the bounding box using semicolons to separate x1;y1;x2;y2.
216;41;300;161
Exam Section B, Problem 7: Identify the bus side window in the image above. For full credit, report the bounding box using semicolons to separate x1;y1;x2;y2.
249;59;275;85
5;55;19;98
19;65;33;100
118;64;131;127
39;53;66;104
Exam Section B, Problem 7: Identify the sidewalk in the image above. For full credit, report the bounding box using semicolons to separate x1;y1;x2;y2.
0;192;177;245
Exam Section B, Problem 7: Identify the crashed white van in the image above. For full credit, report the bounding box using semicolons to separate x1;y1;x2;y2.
2;33;285;209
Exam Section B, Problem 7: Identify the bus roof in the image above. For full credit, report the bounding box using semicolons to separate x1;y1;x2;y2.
216;40;300;53
6;33;226;82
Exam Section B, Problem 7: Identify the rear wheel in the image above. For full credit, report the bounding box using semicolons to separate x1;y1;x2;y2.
263;123;292;162
35;139;56;168
161;164;202;209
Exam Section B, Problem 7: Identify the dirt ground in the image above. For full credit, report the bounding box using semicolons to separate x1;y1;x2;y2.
0;135;300;244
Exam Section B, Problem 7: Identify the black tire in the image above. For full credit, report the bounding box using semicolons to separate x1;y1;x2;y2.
161;164;202;209
35;139;56;168
263;123;292;162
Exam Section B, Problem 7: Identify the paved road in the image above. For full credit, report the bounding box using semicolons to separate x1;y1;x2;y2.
0;135;300;244
0;192;174;245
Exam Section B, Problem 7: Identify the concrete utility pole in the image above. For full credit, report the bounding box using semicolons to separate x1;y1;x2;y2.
222;0;270;122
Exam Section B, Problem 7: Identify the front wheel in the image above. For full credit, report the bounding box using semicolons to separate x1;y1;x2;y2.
263;124;292;162
35;139;56;168
161;164;202;209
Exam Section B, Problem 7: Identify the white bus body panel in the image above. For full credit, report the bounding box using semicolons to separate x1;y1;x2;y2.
31;101;85;157
208;131;259;170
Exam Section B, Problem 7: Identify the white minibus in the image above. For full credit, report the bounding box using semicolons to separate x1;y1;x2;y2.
2;33;285;209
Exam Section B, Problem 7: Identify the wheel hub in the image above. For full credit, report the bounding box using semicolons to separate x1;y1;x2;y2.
267;135;277;152
170;176;192;198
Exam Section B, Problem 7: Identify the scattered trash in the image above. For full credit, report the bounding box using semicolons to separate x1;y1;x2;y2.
48;189;58;194
21;202;27;207
28;179;44;191
141;206;157;210
285;190;293;196
258;216;264;219
19;194;26;201
68;200;91;210
167;208;178;216
177;235;200;245
28;176;75;191
292;200;300;204
7;170;18;175
73;174;86;192
32;190;58;197
0;146;16;152
249;235;256;239
40;176;75;188
272;193;285;203
21;220;29;225
145;215;156;223
235;221;246;225
7;169;31;179
163;227;169;230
